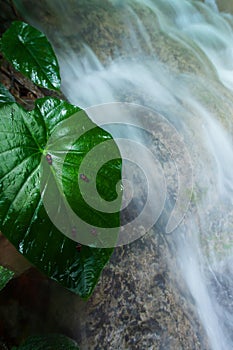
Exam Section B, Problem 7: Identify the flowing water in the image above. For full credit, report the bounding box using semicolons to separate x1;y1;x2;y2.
14;0;233;349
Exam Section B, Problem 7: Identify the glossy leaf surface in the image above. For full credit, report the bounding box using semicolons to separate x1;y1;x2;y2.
0;82;15;104
0;265;14;291
12;334;79;350
1;21;61;90
0;98;121;298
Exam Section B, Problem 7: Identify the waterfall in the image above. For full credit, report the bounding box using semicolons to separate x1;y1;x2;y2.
14;0;233;349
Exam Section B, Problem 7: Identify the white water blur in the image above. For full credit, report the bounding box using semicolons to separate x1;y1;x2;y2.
16;0;233;349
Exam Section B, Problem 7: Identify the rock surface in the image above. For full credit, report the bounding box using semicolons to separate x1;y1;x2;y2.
0;1;231;349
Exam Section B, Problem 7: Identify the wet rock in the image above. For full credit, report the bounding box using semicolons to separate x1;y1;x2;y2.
0;1;229;349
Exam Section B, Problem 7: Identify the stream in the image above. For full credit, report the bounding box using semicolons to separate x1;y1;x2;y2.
10;0;233;349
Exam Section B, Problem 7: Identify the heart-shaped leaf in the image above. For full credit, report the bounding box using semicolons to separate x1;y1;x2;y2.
0;265;14;291
0;98;121;298
11;334;79;350
0;82;15;104
1;21;61;91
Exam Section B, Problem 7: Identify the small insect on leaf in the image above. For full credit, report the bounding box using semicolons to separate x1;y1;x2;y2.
46;153;52;165
91;228;97;236
79;173;89;183
76;243;82;252
71;227;77;239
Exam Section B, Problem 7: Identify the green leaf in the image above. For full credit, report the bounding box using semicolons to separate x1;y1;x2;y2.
0;98;121;298
0;83;15;104
0;265;14;291
11;334;79;350
1;21;61;91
